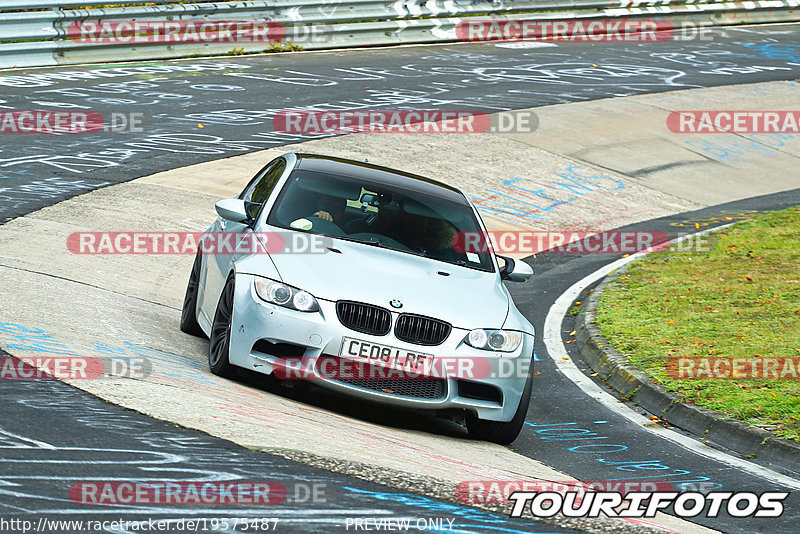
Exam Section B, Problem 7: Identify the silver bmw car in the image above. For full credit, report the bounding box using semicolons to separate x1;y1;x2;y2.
180;153;535;444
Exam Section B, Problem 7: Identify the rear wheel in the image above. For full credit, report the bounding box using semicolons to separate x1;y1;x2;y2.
180;251;206;337
208;275;237;378
466;366;533;445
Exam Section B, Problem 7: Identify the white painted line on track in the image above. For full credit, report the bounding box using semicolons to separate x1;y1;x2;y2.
541;225;800;490
493;42;558;49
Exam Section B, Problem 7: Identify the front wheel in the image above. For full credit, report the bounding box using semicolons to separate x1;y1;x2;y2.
466;368;533;445
208;275;237;378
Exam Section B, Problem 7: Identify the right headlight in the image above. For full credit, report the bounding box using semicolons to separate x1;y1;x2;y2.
253;277;319;312
465;329;523;352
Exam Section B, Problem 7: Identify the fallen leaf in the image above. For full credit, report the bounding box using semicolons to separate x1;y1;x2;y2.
668;319;677;324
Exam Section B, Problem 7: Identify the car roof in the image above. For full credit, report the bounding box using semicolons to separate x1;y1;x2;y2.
292;153;469;205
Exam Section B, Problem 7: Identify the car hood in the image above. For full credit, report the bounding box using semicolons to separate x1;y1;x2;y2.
266;236;509;330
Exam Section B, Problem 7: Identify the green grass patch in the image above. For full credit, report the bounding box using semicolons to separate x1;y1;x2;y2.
596;207;800;441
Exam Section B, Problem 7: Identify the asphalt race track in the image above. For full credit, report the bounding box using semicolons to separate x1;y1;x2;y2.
2;25;800;218
2;23;800;534
0;359;575;534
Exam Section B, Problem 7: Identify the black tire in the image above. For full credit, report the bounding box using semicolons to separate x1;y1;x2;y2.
208;275;237;378
180;251;206;337
466;363;533;445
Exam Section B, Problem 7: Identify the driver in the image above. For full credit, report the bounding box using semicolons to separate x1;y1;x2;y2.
313;209;334;222
310;195;343;223
397;215;457;255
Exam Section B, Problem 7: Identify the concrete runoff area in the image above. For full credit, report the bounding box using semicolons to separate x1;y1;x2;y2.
2;80;800;533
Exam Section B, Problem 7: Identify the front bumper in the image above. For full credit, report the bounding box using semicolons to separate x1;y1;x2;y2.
228;273;534;422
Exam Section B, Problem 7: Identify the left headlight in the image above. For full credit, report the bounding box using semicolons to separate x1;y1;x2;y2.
254;277;320;312
465;329;523;352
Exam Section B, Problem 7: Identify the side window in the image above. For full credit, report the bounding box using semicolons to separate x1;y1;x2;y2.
251;159;286;205
240;158;286;219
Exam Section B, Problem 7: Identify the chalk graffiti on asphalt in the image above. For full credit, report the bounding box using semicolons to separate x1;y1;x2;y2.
0;322;217;386
468;166;651;229
0;177;113;215
683;133;799;163
526;421;724;491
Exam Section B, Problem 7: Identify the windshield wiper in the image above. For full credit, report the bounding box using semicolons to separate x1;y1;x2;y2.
346;236;383;247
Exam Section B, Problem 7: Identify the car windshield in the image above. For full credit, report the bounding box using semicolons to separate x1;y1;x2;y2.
267;168;494;272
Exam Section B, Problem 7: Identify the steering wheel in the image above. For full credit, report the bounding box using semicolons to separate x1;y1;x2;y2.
305;216;345;236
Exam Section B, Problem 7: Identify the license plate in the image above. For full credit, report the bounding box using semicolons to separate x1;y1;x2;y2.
339;337;434;374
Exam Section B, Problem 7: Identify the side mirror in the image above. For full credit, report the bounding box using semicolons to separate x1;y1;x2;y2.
215;199;250;223
498;255;533;282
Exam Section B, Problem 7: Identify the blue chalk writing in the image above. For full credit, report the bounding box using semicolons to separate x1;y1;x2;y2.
525;421;723;490
471;167;624;224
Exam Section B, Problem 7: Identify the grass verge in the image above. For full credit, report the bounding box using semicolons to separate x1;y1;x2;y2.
596;207;800;441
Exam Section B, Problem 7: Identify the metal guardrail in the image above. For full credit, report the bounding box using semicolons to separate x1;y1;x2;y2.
1;0;799;68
